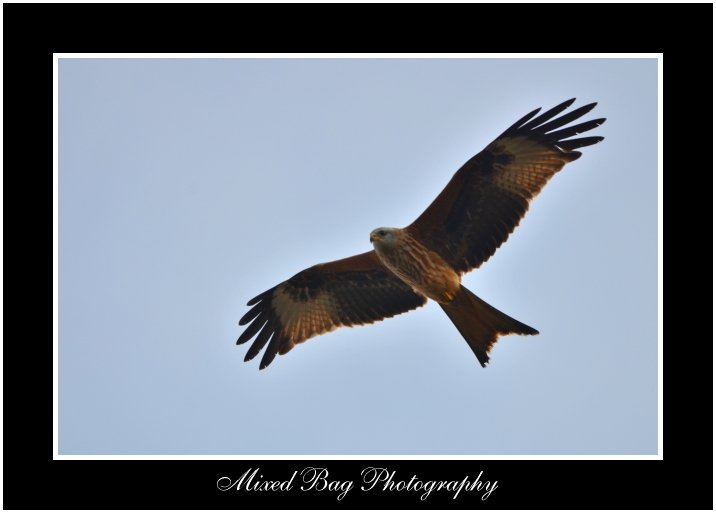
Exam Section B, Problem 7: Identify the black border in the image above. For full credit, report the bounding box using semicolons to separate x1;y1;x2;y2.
5;2;712;509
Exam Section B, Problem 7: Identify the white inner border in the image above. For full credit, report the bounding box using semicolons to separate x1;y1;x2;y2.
52;53;663;461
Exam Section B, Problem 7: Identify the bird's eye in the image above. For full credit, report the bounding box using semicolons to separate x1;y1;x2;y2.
379;230;386;236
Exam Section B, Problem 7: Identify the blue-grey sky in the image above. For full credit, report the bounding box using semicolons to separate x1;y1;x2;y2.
58;57;658;455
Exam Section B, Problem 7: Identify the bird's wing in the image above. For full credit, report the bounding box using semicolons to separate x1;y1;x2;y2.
406;98;605;275
237;250;427;369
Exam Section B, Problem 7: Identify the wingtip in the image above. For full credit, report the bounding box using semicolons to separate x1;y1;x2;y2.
525;106;542;119
236;329;252;344
581;101;598;113
259;353;277;370
238;310;256;326
247;289;270;306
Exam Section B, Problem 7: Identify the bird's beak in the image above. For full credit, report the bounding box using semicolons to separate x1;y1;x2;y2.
370;233;379;243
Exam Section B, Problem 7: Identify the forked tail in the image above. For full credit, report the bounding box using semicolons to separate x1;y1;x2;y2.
440;285;538;366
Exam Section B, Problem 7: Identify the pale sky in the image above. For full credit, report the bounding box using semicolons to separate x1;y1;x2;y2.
58;57;658;455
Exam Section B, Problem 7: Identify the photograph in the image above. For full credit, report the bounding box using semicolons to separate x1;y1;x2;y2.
57;56;658;457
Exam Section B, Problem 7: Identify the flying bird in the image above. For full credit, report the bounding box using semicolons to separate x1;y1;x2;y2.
237;99;605;369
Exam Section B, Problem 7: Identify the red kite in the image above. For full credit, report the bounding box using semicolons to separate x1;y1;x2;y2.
238;99;605;369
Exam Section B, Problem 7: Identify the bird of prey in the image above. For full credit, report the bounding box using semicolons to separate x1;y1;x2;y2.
237;99;605;369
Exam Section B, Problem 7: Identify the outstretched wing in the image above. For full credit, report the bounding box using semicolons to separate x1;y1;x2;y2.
237;251;427;369
407;98;605;274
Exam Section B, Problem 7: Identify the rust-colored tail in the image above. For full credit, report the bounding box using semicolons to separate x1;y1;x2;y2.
440;285;538;367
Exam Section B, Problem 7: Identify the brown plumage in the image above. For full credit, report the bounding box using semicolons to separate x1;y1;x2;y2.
238;99;605;369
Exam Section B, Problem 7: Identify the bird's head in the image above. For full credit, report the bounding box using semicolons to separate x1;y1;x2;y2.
370;227;400;248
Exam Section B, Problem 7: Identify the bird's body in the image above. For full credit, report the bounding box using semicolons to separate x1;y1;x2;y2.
370;227;460;304
237;99;605;369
